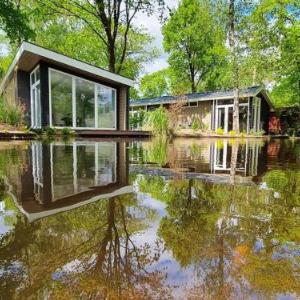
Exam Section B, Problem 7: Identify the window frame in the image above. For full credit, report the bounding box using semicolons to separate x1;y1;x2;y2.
49;67;117;130
30;65;41;128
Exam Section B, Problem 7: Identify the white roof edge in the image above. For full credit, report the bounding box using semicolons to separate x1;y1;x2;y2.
0;42;134;93
9;185;134;222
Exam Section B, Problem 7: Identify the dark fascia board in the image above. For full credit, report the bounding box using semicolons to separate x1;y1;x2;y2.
0;42;134;93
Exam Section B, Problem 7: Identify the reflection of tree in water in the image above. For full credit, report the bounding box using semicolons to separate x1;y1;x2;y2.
156;172;300;299
0;194;171;299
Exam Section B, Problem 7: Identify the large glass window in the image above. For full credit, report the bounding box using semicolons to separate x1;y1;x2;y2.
76;78;95;127
52;145;75;199
97;85;116;129
51;70;73;127
50;68;117;129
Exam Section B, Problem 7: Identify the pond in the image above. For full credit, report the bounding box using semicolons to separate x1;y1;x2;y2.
0;138;300;299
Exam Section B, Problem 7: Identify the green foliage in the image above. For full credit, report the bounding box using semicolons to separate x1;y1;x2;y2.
61;127;75;137
27;0;160;79
129;109;146;130
140;69;169;98
162;0;227;93
0;0;34;44
191;119;200;131
216;127;224;135
0;100;25;128
44;127;56;137
249;129;265;136
143;106;169;136
229;130;236;136
280;105;300;136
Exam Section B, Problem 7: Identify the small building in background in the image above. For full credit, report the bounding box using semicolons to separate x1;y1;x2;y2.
130;86;275;134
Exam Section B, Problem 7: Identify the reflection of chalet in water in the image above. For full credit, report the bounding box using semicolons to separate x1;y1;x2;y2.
8;141;131;221
210;140;265;177
129;139;268;184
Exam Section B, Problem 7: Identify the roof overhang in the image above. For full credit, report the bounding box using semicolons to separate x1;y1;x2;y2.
0;42;134;93
130;86;275;111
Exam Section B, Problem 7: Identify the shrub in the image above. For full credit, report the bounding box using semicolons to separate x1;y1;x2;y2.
216;127;224;135
0;101;25;128
249;129;265;136
191;119;201;131
44;127;56;137
229;130;236;136
143;106;169;136
61;127;75;137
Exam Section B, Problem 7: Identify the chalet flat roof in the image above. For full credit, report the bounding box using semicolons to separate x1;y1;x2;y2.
0;42;134;93
130;86;274;109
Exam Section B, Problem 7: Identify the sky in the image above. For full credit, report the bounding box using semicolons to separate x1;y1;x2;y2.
134;0;179;76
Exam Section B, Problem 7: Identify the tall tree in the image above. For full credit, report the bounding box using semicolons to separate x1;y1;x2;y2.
228;0;240;133
246;0;300;107
139;69;169;98
36;0;165;75
162;0;226;93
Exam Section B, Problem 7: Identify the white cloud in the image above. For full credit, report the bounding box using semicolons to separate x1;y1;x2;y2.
134;0;179;75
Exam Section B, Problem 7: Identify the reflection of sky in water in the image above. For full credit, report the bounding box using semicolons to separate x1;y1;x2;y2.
0;201;15;235
132;192;199;298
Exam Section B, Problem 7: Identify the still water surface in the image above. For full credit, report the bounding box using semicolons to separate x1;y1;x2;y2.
0;138;300;299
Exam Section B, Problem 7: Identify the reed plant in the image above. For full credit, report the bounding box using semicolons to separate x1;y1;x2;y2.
143;106;169;136
0;99;25;129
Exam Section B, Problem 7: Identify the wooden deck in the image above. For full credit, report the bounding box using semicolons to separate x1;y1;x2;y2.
76;129;151;138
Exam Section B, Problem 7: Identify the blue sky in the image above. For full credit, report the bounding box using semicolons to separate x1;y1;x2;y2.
135;0;179;75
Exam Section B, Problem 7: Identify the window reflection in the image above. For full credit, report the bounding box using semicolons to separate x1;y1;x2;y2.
212;140;260;176
51;70;73;127
76;78;95;128
31;142;117;203
97;85;116;129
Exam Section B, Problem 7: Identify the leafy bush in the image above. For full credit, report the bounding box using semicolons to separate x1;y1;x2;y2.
143;106;169;136
249;129;265;136
191;119;201;131
0;100;25;128
61;127;75;137
229;130;236;136
216;127;224;135
44;127;56;137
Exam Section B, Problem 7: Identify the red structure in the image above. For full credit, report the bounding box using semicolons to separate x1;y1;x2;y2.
268;112;282;134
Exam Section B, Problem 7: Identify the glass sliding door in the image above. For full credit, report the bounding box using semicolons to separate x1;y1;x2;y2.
76;78;95;128
49;68;117;130
216;104;249;133
50;70;73;127
239;105;248;133
227;106;233;132
30;66;41;128
96;84;116;129
217;107;225;130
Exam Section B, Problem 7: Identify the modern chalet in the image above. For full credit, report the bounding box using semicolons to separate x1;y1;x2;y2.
0;42;134;132
130;86;275;134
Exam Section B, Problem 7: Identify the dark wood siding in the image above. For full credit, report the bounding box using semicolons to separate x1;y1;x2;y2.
17;70;31;125
39;62;50;126
260;94;270;134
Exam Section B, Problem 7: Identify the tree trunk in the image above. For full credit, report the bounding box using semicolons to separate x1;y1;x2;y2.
229;0;240;133
191;81;196;93
108;43;116;73
230;141;238;185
